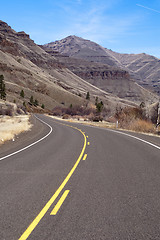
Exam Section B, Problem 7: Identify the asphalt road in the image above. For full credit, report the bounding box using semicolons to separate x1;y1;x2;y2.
0;114;160;240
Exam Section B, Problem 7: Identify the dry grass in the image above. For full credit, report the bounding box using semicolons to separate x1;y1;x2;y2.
127;119;156;134
0;115;32;145
115;106;158;135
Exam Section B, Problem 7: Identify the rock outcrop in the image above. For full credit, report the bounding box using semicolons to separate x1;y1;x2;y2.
46;35;160;97
43;37;159;104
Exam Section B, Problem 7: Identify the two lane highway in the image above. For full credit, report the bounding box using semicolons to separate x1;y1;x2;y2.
0;114;160;240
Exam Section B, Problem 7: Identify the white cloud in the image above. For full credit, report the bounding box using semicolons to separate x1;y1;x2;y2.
32;0;158;57
64;4;141;46
136;4;160;14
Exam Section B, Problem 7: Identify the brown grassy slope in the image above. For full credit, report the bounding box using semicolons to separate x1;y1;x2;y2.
0;20;141;114
0;50;85;109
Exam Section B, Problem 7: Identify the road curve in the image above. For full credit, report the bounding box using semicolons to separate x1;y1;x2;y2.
0;114;160;240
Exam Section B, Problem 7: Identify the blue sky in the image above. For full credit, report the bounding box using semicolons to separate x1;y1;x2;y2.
1;0;160;58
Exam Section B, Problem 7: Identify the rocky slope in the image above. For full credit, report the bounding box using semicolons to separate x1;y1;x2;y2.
44;35;120;66
44;36;159;104
0;20;141;114
105;50;160;95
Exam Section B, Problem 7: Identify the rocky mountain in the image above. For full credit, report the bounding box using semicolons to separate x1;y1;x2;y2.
44;35;120;66
44;36;159;104
0;20;142;114
105;50;160;95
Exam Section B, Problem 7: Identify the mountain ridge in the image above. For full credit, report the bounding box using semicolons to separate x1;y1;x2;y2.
0;20;143;115
45;35;160;96
44;35;159;104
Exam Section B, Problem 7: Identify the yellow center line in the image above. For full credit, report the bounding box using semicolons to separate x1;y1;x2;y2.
50;190;70;215
18;124;87;240
83;154;87;161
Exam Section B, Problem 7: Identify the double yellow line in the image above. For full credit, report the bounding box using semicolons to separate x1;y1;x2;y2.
19;124;87;240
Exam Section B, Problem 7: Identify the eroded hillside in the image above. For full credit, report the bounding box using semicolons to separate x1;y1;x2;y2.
45;35;159;104
0;20;145;114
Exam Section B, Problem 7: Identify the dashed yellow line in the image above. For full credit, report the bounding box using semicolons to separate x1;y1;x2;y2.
18;123;87;240
87;142;90;145
83;154;87;161
50;190;70;215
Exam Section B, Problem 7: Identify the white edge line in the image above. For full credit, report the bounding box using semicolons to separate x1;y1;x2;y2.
0;115;53;161
107;128;160;150
79;124;160;150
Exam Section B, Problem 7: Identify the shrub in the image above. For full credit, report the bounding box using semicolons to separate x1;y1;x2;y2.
5;108;13;116
0;74;6;100
34;99;39;107
52;105;94;117
52;106;66;116
115;106;144;129
30;96;34;105
41;104;45;109
96;101;104;113
114;106;157;133
62;114;70;119
23;101;26;107
88;112;103;122
128;119;155;133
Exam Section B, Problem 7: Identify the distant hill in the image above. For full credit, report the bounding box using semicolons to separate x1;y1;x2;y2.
44;35;120;66
0;20;143;114
45;36;160;96
44;36;159;104
105;50;160;95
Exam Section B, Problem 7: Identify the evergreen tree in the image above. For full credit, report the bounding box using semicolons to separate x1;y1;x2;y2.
96;101;104;112
140;101;145;108
34;99;39;107
86;91;90;100
23;101;26;107
41;104;45;109
20;89;24;98
30;95;34;105
95;96;98;106
0;75;6;100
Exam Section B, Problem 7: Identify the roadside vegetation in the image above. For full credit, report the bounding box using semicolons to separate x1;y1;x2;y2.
0;115;32;145
0;74;6;100
114;106;158;134
0;74;159;140
52;102;110;122
51;100;159;135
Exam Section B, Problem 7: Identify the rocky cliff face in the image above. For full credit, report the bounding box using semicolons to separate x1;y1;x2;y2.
0;21;86;109
44;37;159;104
0;20;61;68
45;35;160;99
104;49;160;95
44;35;118;66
